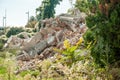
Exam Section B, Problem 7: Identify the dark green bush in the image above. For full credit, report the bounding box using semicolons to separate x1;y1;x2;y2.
0;39;5;50
17;34;24;39
83;29;95;45
84;2;120;67
6;27;24;37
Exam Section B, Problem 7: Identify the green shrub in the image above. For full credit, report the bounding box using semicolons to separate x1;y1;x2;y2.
84;2;120;67
20;70;30;77
75;0;98;14
17;34;24;39
54;38;84;66
25;28;32;33
83;29;95;45
6;27;24;37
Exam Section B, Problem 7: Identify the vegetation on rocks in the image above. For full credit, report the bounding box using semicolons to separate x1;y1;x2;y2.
6;27;24;37
0;0;120;80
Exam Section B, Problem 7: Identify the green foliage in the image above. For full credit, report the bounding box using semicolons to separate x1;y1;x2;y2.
75;0;98;14
19;70;40;78
20;70;30;77
6;27;24;37
61;46;80;66
31;70;40;77
0;66;7;74
84;29;95;44
36;0;62;20
32;28;37;32
0;39;5;50
25;28;33;33
17;34;24;39
54;38;84;66
83;1;120;67
0;42;4;50
0;51;6;58
8;49;18;55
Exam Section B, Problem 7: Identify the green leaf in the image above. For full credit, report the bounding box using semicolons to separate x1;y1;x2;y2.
69;46;78;53
62;51;70;55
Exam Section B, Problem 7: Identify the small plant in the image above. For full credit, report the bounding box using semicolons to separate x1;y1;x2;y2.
31;70;40;77
54;37;84;66
17;34;25;39
20;70;30;77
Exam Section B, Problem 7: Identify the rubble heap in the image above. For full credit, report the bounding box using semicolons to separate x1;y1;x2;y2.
5;14;87;61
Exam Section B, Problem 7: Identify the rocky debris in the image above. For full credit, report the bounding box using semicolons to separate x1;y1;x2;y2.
3;13;87;60
4;35;32;49
15;59;41;74
4;36;23;48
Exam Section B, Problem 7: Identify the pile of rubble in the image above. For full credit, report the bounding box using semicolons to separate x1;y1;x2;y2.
5;13;87;61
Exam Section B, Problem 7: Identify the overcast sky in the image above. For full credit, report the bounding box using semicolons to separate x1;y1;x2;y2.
0;0;75;27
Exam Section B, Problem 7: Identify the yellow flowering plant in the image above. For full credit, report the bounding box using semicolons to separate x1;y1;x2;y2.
64;39;70;48
62;37;84;66
53;37;84;66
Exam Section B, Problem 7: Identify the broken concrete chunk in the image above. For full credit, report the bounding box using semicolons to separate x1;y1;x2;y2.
47;36;56;46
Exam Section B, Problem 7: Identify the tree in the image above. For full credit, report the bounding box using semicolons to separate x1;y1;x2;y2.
76;0;120;67
36;0;62;20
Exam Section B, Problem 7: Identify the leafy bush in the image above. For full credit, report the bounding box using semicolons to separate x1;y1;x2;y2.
6;27;24;37
75;0;98;14
84;1;120;67
17;34;25;39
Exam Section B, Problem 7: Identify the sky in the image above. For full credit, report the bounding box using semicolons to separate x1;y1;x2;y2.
0;0;75;27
